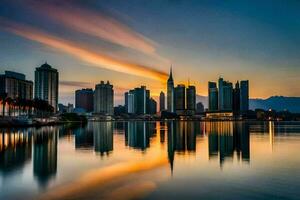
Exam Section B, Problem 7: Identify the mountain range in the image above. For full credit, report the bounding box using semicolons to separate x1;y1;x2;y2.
196;96;300;113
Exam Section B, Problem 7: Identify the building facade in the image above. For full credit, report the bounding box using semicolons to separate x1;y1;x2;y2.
208;78;249;116
208;82;218;111
149;98;157;115
233;81;240;112
167;67;174;112
174;84;185;115
75;88;94;112
159;91;165;112
0;71;33;100
218;77;233;111
35;63;59;112
186;85;196;114
94;81;114;115
240;80;249;113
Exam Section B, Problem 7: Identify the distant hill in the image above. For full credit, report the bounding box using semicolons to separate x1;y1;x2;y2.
250;96;300;113
197;95;300;113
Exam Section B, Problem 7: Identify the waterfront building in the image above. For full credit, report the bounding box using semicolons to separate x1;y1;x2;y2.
207;77;249;119
167;67;174;112
174;84;185;115
240;80;249;113
159;91;165;112
208;82;218;111
149;98;157;115
125;86;151;115
218;78;233;111
75;88;94;112
35;63;59;112
94;81;114;115
186;85;196;114
233;81;240;112
126;90;135;114
135;86;148;115
196;102;204;114
0;71;33;100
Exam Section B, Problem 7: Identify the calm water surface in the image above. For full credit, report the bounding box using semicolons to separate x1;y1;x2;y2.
1;121;300;200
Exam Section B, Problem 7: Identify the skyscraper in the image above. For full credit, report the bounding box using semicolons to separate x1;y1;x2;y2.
149;98;157;115
174;84;185;115
125;86;150;115
126;90;135;114
186;85;196;114
240;80;249;113
218;77;233;111
35;63;59;112
208;82;218;111
233;81;240;112
134;86;148;115
159;91;165;112
94;81;114;115
75;88;94;112
167;67;174;113
196;102;204;113
0;71;33;100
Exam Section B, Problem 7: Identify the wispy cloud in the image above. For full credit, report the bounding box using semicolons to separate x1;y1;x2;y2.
59;80;92;88
28;1;168;63
0;18;168;81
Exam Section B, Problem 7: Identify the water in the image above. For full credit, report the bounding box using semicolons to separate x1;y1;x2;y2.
1;121;300;200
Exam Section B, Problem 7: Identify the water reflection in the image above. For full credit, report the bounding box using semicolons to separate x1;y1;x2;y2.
206;122;250;167
1;121;300;199
0;129;32;174
125;121;156;151
74;124;94;150
93;122;113;155
33;127;58;187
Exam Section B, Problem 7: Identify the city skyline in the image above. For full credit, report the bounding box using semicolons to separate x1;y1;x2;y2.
0;0;299;106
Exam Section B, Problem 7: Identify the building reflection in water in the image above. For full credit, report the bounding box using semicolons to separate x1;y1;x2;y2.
206;121;250;167
74;123;94;150
125;121;156;151
33;127;58;187
0;129;32;174
93;122;113;156
167;121;197;172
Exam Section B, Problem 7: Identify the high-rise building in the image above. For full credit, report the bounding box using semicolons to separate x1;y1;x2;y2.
167;67;174;112
208;82;218;111
233;81;240;112
159;91;165;112
174;84;185;114
125;86;150;115
196;102;204;113
218;77;233;111
126;90;135;114
124;92;129;113
0;71;33;100
186;85;196;114
208;78;249;115
134;86;148;115
149;98;157;115
35;63;59;112
94;81;114;115
75;88;94;112
240;80;249;113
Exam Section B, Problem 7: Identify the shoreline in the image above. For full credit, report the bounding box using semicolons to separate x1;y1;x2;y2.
1;117;299;128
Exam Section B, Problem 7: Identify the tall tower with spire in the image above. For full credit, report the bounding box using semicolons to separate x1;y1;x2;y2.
167;66;174;112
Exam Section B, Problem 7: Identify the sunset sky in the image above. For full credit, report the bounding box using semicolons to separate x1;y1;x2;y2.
0;0;299;105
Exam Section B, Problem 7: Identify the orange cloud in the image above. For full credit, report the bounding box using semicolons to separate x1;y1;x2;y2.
0;19;168;81
28;1;169;63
